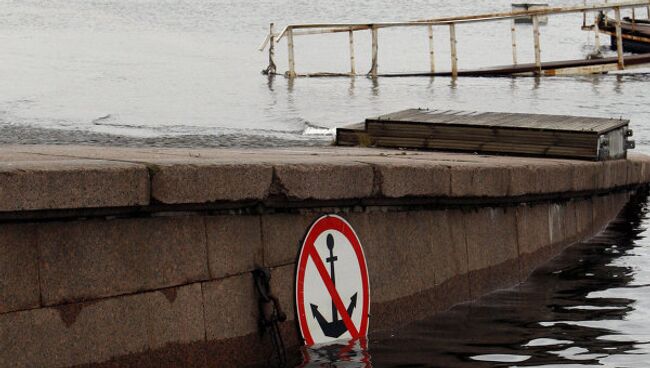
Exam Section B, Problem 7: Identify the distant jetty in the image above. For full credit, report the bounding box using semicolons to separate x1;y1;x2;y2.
260;0;650;77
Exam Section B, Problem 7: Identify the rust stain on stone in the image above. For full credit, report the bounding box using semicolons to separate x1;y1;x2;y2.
160;288;178;303
56;303;85;327
268;168;289;199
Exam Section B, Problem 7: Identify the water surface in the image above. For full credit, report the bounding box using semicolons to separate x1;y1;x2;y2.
1;0;649;152
304;192;650;367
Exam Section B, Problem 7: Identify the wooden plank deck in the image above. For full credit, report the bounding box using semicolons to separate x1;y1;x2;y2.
336;109;631;160
377;54;650;77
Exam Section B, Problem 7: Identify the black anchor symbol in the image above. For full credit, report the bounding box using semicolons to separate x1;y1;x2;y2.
310;233;358;338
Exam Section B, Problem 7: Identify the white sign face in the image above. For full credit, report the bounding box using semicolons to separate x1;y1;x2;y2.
295;215;370;346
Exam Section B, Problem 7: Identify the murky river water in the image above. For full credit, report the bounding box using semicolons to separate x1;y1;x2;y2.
3;1;650;367
1;0;650;152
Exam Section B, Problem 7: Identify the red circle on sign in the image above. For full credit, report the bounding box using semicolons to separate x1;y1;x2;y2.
295;215;370;346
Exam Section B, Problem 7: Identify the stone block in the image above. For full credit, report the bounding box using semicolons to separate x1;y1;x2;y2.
463;207;519;297
0;284;205;368
548;203;568;246
609;192;630;219
564;200;579;244
0;224;40;313
535;163;574;194
270;264;296;322
430;210;469;285
464;207;519;271
261;212;316;267
626;159;643;186
38;216;209;305
350;210;436;303
572;162;600;192
450;163;510;197
206;215;263;279
0;160;149;212
591;195;608;234
355;157;450;197
633;157;650;184
467;258;520;299
516;204;551;256
273;162;374;200
203;273;258;341
508;165;538;196
575;197;594;238
598;160;628;189
150;160;273;204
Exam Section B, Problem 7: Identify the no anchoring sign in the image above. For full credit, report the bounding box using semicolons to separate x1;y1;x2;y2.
295;215;370;345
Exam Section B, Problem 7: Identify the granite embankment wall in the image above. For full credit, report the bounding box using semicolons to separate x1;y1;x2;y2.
1;145;649;367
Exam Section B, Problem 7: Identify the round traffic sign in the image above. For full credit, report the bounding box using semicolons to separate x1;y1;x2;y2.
295;215;370;345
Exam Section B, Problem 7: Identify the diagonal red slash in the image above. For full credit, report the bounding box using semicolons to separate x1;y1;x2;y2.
306;245;360;338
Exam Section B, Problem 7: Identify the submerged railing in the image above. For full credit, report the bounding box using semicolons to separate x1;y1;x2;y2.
258;0;650;78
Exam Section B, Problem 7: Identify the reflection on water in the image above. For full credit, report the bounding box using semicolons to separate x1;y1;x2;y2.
303;190;650;367
298;338;371;368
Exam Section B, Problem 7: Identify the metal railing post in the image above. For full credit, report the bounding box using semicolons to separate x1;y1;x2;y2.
267;23;277;74
510;19;518;65
614;7;625;69
287;27;296;77
349;29;356;75
594;15;601;49
428;25;435;73
449;23;458;78
532;15;542;74
370;25;379;77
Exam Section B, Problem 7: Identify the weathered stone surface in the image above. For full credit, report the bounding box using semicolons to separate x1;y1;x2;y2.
206;215;263;279
0;224;40;313
627;159;644;186
450;163;510;197
548;203;568;247
463;207;519;296
516;204;551;256
273;162;374;200
572;162;600;192
467;258;520;299
592;195;615;234
430;210;469;285
536;162;575;194
371;286;439;330
354;157;450;197
38;217;209;305
511;162;577;196
564;200;579;244
204;324;300;368
270;264;296;322
261;212;316;267
350;210;437;303
508;165;539;196
629;153;650;183
598;160;629;189
0;160;148;212
203;273;258;341
0;284;205;368
150;160;273;204
464;207;519;271
575;197;595;238
0;152;71;162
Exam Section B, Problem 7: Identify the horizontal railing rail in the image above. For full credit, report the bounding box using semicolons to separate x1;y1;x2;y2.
259;0;650;78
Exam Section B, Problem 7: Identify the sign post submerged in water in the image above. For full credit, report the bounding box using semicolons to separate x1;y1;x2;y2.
295;215;370;346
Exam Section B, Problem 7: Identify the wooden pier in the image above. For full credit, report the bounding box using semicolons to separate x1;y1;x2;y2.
336;109;634;160
259;0;650;78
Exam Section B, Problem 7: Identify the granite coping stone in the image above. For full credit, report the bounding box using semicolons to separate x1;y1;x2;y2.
0;159;149;211
0;145;648;211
